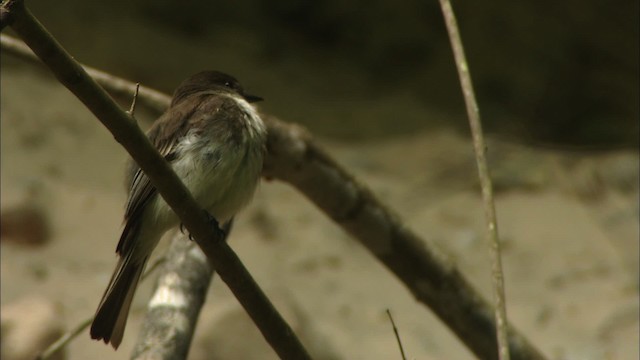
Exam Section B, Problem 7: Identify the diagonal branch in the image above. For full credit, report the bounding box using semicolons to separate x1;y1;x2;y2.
2;1;311;359
1;28;548;360
262;117;546;360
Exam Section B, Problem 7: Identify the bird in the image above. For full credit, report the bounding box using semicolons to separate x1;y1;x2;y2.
90;70;267;349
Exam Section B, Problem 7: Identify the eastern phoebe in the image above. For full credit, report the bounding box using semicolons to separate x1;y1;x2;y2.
90;71;267;349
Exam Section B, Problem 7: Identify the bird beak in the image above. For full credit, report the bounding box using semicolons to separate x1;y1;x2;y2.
243;93;264;103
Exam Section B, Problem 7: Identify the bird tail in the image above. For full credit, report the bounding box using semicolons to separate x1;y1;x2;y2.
90;251;148;349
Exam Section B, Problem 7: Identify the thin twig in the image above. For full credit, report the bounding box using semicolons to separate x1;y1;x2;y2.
35;318;92;360
0;33;170;114
2;32;548;360
437;1;511;359
127;82;140;117
4;2;311;359
35;257;167;360
386;309;407;360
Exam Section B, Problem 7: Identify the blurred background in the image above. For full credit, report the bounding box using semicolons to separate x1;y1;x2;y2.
1;1;638;359
7;0;639;147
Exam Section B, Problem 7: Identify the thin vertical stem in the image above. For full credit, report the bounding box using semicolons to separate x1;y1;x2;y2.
437;1;511;359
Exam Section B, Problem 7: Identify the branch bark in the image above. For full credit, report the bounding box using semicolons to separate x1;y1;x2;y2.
3;2;311;359
1;26;548;360
131;232;214;360
131;221;232;360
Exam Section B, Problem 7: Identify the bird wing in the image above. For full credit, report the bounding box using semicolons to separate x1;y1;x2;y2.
115;96;211;255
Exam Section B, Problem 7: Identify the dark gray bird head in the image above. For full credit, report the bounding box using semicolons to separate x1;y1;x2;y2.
170;70;263;106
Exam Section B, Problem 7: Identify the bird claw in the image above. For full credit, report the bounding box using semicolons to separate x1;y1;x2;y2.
204;211;227;240
179;211;226;241
179;222;196;241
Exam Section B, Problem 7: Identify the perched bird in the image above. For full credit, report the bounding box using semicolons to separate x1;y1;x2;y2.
90;71;267;348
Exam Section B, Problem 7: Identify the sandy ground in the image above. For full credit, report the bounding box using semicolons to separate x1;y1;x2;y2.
1;64;638;360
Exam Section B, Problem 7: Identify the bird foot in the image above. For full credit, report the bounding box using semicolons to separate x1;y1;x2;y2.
179;211;226;241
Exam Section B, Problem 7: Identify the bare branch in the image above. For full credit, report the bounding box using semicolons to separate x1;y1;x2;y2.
438;1;511;359
262;117;545;360
131;232;214;360
2;28;547;360
4;2;311;359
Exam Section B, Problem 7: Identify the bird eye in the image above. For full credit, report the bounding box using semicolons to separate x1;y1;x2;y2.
224;81;232;88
